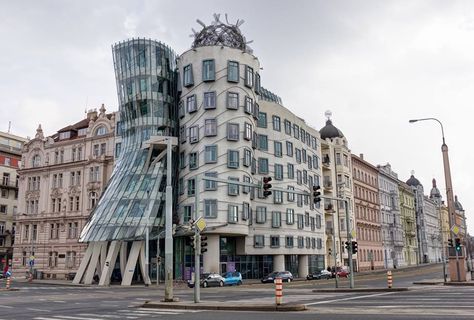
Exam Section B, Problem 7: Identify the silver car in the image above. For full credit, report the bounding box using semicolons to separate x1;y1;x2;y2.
188;273;225;288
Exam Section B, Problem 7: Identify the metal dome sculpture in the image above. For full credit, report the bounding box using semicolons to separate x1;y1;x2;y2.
191;14;253;54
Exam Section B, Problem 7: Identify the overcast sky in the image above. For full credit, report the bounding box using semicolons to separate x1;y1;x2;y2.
1;0;473;233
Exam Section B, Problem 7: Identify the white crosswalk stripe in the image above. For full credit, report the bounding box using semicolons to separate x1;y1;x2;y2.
33;308;202;320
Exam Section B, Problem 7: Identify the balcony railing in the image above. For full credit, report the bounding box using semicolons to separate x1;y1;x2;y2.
0;180;18;189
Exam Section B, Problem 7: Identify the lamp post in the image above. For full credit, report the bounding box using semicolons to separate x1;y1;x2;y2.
409;118;460;281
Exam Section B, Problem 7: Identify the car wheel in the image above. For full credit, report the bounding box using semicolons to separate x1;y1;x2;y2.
237;280;242;285
203;281;208;288
219;281;224;287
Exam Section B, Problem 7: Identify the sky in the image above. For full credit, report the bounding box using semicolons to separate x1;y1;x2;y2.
1;0;473;233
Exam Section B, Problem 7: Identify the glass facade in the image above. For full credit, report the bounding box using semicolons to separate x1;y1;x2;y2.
79;39;178;242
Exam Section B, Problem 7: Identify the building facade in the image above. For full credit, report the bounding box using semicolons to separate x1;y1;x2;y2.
398;180;418;266
378;164;405;268
0;131;27;274
176;21;325;279
320;118;356;271
13;107;115;279
423;195;442;262
352;154;383;271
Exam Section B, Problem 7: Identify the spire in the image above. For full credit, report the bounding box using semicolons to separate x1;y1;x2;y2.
35;124;44;139
430;177;441;200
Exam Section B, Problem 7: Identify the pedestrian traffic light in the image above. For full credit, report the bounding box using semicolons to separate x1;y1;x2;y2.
201;236;208;254
352;241;358;254
262;177;273;198
448;239;453;247
312;185;321;204
455;238;461;253
344;241;350;251
328;248;332;256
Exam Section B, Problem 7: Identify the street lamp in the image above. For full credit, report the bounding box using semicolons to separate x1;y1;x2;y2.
409;117;461;281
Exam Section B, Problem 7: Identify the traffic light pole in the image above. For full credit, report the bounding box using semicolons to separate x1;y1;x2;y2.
194;175;201;303
345;200;354;289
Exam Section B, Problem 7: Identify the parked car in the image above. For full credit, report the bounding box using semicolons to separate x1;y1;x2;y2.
187;273;226;288
306;269;332;280
222;271;242;286
261;271;294;283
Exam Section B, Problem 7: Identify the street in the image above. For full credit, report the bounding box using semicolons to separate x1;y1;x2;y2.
0;264;473;320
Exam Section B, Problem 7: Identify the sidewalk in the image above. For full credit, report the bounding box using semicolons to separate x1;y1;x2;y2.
141;300;306;312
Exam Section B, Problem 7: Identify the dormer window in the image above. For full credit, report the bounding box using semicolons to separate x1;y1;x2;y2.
78;128;87;136
95;126;107;136
59;131;71;140
32;154;41;168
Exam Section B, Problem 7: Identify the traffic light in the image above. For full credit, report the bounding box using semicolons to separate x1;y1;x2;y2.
328;248;332;256
263;177;273;198
455;238;461;253
448;239;453;247
312;185;321;204
201;236;208;254
190;235;196;250
352;241;358;254
344;241;350;251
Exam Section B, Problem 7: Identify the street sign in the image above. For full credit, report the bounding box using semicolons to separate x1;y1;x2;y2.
29;260;35;267
195;217;206;233
451;225;460;236
351;229;357;239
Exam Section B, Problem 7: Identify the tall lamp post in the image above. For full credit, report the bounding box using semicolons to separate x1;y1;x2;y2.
409;118;461;281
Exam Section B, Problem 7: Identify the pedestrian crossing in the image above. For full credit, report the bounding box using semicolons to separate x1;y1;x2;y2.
32;308;202;320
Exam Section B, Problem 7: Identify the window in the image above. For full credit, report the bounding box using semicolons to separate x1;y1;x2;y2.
178;102;185;118
286;209;294;224
204;92;216;109
243;148;252;167
89;167;100;182
306;237;311;249
284;120;291;134
227;92;239;110
244;122;252;140
115;143;122;158
274;190;283;204
202;119;217;137
189;152;199;170
227;61;239;82
305;212;310;226
274;141;282;157
48;251;58;268
310;217;315;231
274;164;283;180
187;178;196;196
95;126;107;136
204;199;217;218
256;207;267;223
287;186;295;202
66;251;77;268
0;205;6;214
298;236;304;248
254;235;264;248
258;158;268;174
272;211;281;228
270;236;280;248
293;124;300;139
204;172;217;190
297;214;304;229
189;126;199;144
228;177;239;196
272;115;281;131
202;59;215;81
295;149;301;163
257;112;267;128
296;170;302;184
183;64;194;87
253;103;259;120
205;145;217;163
285;236;294;248
32;154;41;167
179;152;186;169
336;153;341;165
242;202;250;220
286;141;293;157
186;95;197;113
258;134;268;151
89;192;98;209
245;65;254;87
227;123;239;141
228;204;238;223
244;96;253;114
227;150;239;168
287;163;294;179
59;131;70;140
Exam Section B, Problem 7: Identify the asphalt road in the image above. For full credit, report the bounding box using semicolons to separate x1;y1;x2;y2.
0;263;471;320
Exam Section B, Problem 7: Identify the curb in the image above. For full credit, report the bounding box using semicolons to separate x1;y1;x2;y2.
142;301;306;312
312;287;408;293
444;282;474;286
413;281;444;285
0;288;20;292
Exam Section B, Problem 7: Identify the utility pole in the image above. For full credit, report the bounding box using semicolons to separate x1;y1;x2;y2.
345;199;354;289
194;175;200;303
164;138;175;301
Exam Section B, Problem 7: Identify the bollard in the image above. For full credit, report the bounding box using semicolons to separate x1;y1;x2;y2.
387;270;393;289
275;277;283;305
5;277;11;290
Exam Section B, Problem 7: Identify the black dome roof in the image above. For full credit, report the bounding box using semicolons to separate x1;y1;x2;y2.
406;175;421;187
455;195;463;211
320;119;344;140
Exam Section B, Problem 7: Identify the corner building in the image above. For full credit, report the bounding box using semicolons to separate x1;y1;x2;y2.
177;21;325;279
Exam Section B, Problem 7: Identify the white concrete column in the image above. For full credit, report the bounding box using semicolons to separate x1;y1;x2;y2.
273;254;285;272
202;234;219;273
298;255;308;278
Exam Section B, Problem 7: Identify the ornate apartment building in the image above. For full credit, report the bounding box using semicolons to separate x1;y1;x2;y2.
352;154;383;271
320;118;356;270
12;107;115;279
0;131;27;273
398;180;418;266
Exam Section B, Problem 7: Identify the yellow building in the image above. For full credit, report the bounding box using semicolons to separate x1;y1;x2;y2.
398;181;418;266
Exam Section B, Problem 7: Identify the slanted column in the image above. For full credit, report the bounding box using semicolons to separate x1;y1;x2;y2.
202;234;220;273
298;255;308;278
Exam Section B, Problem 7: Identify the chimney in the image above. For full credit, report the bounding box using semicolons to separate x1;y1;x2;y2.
87;108;98;120
359;153;364;160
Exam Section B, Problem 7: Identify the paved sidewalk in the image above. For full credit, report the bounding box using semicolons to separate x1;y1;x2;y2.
142;300;306;312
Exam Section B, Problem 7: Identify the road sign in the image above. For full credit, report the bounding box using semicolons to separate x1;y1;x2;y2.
29;260;35;267
195;217;206;233
451;225;460;236
351;229;357;239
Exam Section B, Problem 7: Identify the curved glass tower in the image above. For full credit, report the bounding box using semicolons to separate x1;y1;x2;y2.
79;39;178;243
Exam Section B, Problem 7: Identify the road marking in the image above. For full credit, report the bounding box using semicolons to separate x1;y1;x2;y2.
46;316;104;320
27;308;50;312
0;305;13;309
305;292;396;306
52;300;66;303
119;309;179;315
78;314;122;319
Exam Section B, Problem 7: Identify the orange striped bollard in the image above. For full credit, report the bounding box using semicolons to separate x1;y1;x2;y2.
275;277;283;305
387;270;393;288
6;277;11;290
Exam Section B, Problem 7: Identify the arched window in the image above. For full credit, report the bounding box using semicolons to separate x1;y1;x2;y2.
95;126;107;136
89;192;98;209
32;154;41;168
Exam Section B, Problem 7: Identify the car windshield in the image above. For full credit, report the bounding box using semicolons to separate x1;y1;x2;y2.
267;272;278;277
